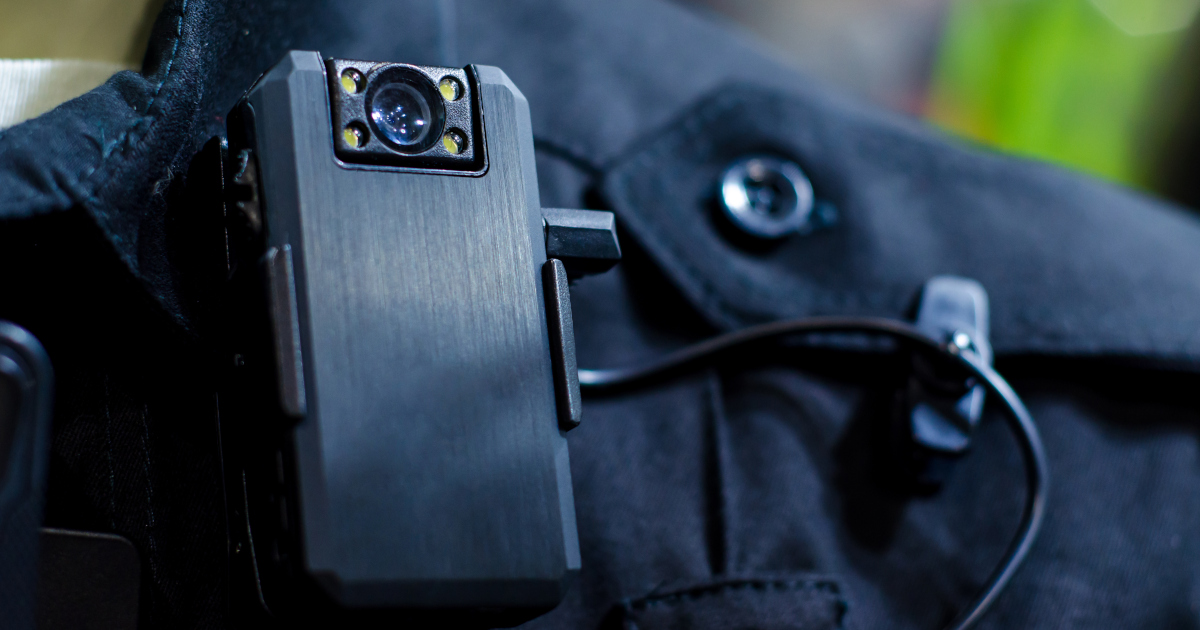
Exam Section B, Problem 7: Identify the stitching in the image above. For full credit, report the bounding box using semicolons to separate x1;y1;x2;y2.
627;578;841;609
59;0;192;323
140;403;160;587
622;577;848;628
104;374;117;530
0;0;195;301
81;0;191;200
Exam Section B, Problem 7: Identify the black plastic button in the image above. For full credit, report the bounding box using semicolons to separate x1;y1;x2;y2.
719;155;814;239
542;208;622;278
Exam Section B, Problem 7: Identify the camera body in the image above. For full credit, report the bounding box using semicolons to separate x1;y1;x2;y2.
216;51;613;626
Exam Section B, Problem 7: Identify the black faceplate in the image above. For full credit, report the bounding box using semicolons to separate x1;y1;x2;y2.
326;59;486;173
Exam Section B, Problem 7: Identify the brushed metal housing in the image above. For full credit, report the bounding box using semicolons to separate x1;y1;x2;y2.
239;50;579;615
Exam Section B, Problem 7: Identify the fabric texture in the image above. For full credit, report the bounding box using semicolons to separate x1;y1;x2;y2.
613;575;847;630
1;1;1199;629
601;84;1200;361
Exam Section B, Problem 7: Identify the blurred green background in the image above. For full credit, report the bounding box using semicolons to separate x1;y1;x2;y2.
680;0;1200;206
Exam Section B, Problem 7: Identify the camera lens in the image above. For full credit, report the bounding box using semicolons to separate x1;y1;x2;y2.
365;68;445;153
371;83;430;146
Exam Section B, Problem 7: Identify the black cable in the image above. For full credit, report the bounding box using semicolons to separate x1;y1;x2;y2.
578;316;1048;630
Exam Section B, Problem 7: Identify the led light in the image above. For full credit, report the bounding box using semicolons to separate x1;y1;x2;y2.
343;123;367;148
439;77;463;101
340;68;364;94
442;129;465;154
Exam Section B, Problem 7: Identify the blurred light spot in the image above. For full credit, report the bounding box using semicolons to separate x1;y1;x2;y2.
1089;0;1200;35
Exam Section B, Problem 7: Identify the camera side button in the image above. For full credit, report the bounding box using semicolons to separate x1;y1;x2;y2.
543;259;582;431
263;245;307;418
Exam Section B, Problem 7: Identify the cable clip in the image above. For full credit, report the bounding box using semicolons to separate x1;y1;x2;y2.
897;276;992;490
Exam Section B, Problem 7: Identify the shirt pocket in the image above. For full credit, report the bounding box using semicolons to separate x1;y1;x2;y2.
609;573;846;630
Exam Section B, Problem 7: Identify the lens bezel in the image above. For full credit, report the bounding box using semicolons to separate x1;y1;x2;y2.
364;67;446;154
326;59;486;174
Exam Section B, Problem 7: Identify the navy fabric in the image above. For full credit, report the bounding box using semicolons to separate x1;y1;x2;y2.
612;575;847;630
2;1;1200;629
601;85;1200;360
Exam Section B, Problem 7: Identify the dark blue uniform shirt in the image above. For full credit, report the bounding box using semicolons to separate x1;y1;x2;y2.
2;1;1200;628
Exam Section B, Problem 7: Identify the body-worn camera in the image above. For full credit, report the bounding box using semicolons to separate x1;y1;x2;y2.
213;51;619;627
